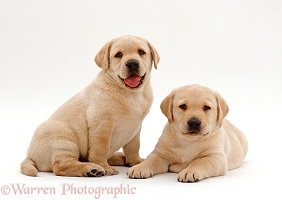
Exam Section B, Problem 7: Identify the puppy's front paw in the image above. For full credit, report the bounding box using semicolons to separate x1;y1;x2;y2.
126;157;144;167
104;165;119;175
177;169;201;183
126;164;153;179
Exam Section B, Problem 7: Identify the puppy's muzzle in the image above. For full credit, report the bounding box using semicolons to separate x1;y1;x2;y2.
126;59;139;73
187;117;201;134
121;59;145;89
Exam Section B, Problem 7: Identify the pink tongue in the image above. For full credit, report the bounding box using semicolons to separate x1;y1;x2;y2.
124;74;141;88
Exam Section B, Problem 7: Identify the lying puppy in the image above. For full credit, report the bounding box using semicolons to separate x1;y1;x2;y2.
21;35;160;177
127;84;248;182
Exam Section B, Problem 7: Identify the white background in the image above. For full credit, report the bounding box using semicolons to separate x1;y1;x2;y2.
1;0;282;199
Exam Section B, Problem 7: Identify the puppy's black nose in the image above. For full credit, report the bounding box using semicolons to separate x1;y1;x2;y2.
126;59;139;72
188;118;201;129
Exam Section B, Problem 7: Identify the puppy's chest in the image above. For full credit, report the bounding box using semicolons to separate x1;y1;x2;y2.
109;114;142;155
113;106;144;137
125;93;150;116
173;144;201;163
108;94;149;153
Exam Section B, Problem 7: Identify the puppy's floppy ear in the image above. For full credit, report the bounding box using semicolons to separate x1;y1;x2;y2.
214;91;229;127
160;91;175;123
94;40;113;71
148;42;160;69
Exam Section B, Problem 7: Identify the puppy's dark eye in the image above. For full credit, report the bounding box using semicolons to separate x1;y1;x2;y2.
179;104;187;110
138;49;146;55
203;105;211;111
115;52;123;58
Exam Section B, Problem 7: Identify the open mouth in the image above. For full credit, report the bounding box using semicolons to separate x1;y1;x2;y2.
120;73;145;88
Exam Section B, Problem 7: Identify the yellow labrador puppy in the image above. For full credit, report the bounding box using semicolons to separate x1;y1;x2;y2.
127;84;248;182
21;35;160;177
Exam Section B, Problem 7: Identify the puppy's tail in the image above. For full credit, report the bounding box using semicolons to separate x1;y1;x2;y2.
20;157;38;176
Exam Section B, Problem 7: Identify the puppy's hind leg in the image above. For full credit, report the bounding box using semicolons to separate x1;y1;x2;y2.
53;159;105;177
52;141;105;177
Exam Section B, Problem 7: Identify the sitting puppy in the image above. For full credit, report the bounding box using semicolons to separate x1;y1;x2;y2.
127;84;248;182
21;35;160;177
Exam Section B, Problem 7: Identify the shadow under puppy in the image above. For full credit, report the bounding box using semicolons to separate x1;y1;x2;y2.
127;84;248;182
21;35;160;177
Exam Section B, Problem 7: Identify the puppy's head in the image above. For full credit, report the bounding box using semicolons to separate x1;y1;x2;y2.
161;85;229;139
94;35;160;90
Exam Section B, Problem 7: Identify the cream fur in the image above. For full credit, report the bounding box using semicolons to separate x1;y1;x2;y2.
21;35;160;177
127;84;248;182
